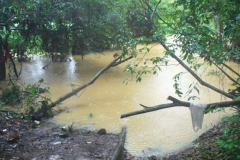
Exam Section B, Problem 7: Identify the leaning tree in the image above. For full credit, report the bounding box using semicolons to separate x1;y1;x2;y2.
118;0;240;118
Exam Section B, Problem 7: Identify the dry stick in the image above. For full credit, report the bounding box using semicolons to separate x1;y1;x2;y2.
222;62;240;77
49;55;132;108
121;96;240;118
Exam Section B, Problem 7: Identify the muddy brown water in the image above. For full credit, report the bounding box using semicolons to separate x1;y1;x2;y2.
8;44;240;156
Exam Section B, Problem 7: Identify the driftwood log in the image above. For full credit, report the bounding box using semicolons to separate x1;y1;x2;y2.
111;127;127;160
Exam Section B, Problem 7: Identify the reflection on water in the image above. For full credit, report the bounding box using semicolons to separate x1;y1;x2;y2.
18;44;239;156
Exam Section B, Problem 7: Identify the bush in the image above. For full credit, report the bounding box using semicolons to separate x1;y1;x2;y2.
0;79;51;117
0;85;21;104
216;112;240;159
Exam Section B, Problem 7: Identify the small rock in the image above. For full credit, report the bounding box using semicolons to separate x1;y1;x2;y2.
53;142;61;145
98;129;106;135
49;155;61;160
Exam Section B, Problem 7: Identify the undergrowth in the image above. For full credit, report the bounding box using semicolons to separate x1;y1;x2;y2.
0;78;51;117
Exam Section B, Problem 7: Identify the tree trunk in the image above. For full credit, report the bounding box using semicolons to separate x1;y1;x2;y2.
0;63;6;80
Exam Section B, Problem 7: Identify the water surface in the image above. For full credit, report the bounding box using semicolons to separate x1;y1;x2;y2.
18;44;239;156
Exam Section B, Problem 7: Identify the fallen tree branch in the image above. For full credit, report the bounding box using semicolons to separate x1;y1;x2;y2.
49;55;133;108
111;55;133;67
121;96;240;118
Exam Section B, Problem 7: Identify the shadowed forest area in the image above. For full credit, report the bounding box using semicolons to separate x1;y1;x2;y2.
0;0;240;159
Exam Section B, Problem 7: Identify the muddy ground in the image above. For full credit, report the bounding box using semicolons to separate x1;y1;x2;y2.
0;112;119;160
0;111;230;160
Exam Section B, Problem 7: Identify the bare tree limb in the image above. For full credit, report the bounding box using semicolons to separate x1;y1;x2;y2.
49;55;133;108
111;55;133;67
121;96;240;119
146;4;236;100
143;0;175;30
140;104;151;108
141;1;237;100
151;0;162;21
159;38;236;99
222;62;240;77
211;60;240;86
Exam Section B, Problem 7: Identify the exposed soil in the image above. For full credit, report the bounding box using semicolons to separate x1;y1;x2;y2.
0;111;231;160
0;111;119;160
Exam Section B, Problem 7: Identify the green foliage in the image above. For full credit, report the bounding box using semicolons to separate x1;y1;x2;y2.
186;82;200;101
0;78;51;116
0;0;133;60
0;85;21;104
202;100;240;159
173;72;184;97
172;0;240;63
22;78;51;115
216;114;240;159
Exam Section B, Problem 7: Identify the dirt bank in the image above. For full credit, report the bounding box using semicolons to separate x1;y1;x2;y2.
0;111;231;160
0;112;119;160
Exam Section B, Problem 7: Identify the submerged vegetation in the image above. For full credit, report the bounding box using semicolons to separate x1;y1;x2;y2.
0;0;240;159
